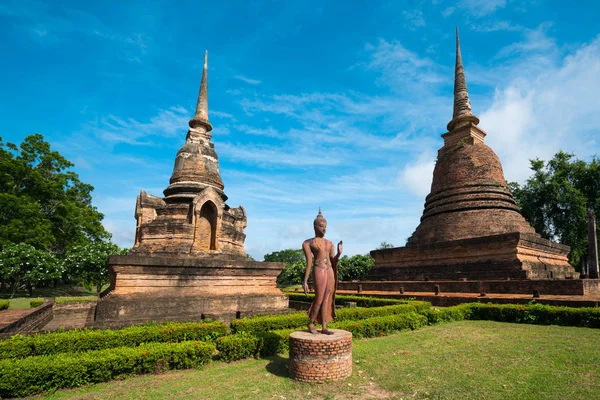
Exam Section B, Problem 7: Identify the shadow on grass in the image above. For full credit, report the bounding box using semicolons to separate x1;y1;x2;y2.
265;355;289;377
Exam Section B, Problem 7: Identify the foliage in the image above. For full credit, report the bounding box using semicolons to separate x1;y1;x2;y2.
332;312;428;339
0;300;8;310
285;292;424;308
256;329;294;356
29;299;44;308
263;248;305;264
510;151;600;267
63;241;126;293
0;320;227;359
271;247;375;286
55;296;98;303
0;243;62;297
0;134;109;254
420;305;470;324
276;260;306;287
337;254;375;280
230;301;430;335
377;241;395;249
265;249;305;287
466;302;600;328
216;333;261;362
0;340;215;398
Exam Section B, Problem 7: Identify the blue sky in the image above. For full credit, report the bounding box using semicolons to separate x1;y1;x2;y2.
1;0;599;259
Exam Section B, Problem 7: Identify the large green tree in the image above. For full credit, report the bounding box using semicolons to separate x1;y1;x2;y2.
63;241;127;294
510;151;600;268
0;243;62;297
0;134;109;254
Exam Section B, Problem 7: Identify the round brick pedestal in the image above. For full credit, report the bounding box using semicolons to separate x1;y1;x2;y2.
289;329;352;382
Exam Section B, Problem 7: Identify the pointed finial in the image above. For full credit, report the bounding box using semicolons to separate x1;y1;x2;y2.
448;27;479;131
314;207;326;226
189;50;212;131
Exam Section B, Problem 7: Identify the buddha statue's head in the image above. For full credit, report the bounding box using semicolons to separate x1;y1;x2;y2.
313;208;327;237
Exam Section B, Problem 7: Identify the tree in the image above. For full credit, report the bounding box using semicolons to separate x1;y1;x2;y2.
63;241;127;294
0;243;62;297
0;134;109;254
377;241;394;249
337;254;374;281
510;151;600;268
264;248;306;287
266;247;375;286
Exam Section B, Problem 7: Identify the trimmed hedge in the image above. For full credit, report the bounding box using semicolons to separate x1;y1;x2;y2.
216;333;261;362
30;299;44;308
55;296;97;303
231;302;431;335
421;305;470;325
0;320;228;359
0;340;215;398
257;329;294;356
466;302;600;328
286;292;417;307
332;312;428;338
0;300;8;310
257;312;428;356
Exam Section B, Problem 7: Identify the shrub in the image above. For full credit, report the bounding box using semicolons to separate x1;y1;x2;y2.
231;302;430;335
0;340;215;398
332;312;428;339
55;296;97;303
285;292;426;308
0;320;228;359
466;302;600;328
421;305;470;325
257;329;294;356
230;312;308;335
216;333;261;362
0;300;8;310
29;299;44;308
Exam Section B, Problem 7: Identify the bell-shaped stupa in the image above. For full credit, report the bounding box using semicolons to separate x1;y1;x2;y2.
93;52;288;327
351;29;580;292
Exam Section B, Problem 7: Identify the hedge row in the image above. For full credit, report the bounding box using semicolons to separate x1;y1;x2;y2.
0;340;215;398
30;299;44;308
466;302;600;328
55;296;98;303
231;302;431;335
0;300;8;310
0;320;228;359
257;312;428;356
285;292;416;307
216;333;261;362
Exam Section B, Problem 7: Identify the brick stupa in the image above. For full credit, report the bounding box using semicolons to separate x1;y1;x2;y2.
339;30;594;298
93;52;287;327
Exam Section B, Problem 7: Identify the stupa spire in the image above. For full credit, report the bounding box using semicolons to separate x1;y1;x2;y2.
189;50;212;132
448;27;479;131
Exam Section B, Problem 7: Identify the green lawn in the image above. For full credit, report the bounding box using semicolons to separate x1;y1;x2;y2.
33;321;600;400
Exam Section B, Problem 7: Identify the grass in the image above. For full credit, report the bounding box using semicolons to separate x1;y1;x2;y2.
0;285;99;308
31;320;600;400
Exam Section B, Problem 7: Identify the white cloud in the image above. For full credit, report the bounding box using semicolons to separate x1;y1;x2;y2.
234;75;261;85
482;35;600;184
91;106;190;145
397;153;436;198
402;9;426;30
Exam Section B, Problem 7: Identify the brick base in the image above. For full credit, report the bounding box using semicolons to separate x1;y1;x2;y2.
289;329;352;383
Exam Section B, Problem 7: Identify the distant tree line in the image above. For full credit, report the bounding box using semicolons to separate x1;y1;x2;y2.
267;242;393;287
0;134;126;296
509;151;600;269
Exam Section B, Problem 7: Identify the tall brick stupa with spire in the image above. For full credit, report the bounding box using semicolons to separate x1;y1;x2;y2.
93;52;288;327
339;29;597;298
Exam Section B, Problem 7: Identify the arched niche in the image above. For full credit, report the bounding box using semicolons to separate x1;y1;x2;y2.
192;188;224;252
196;200;218;251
